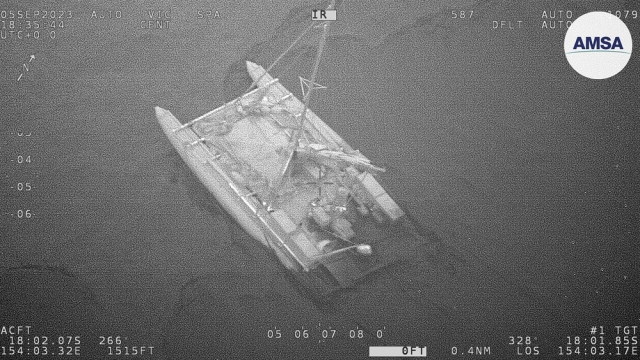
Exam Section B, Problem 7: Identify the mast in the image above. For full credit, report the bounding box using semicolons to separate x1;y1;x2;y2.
173;1;335;135
243;22;316;95
245;1;335;98
298;3;333;132
275;0;336;186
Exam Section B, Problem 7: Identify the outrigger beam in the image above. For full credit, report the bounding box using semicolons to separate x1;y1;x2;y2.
186;137;207;146
173;78;281;133
173;100;232;133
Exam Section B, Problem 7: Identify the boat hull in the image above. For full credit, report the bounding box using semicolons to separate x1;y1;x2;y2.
155;106;268;247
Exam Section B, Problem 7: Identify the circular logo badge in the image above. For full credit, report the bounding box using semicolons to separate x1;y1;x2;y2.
564;11;633;79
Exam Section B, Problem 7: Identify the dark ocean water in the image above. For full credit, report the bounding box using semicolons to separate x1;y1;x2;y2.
1;0;638;359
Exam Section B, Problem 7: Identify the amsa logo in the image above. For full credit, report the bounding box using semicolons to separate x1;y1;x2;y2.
564;12;633;79
572;36;624;51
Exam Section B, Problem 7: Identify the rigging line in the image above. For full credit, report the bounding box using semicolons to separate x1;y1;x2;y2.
242;22;316;95
286;23;331;148
277;46;309;80
272;0;335;191
292;0;335;143
299;20;331;130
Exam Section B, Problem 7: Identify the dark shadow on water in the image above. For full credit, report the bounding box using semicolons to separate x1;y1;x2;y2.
222;60;254;102
163;147;224;219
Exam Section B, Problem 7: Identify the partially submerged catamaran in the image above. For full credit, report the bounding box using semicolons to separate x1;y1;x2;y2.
156;2;429;299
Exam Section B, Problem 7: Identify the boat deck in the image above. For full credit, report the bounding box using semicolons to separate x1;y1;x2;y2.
223;116;289;183
155;61;416;298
